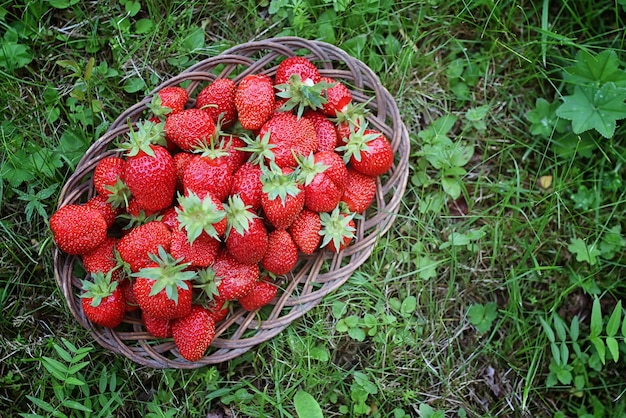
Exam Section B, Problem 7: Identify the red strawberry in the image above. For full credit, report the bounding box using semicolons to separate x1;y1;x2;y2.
261;229;299;275
150;86;188;119
298;151;348;213
93;156;127;199
117;221;172;272
165;108;216;151
131;247;196;320
224;195;268;265
160;206;180;231
303;110;338;153
81;236;122;282
173;151;194;191
50;204;108;255
171;305;216;362
119;279;139;312
258;112;318;168
170;228;220;268
275;56;321;85
124;197;158;221
260;166;305;229
175;190;227;242
85;194;121;228
237;278;277;311
182;154;233;202
195;78;237;128
80;271;126;329
120;121;176;212
230;162;263;211
211;250;260;301
288;209;321;255
335;109;366;148
341;168;377;213
274;57;331;117
206;296;229;322
341;126;394;177
234;74;275;131
320;76;352;117
142;311;172;338
319;207;356;253
194;134;247;175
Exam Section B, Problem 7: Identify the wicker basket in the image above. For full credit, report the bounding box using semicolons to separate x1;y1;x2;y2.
53;37;410;369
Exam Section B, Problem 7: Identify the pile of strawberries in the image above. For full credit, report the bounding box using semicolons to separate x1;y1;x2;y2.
50;56;394;362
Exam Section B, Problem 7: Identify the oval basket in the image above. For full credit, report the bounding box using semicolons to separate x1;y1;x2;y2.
53;36;410;369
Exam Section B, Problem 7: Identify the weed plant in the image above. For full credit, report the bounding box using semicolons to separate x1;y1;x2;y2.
2;0;626;417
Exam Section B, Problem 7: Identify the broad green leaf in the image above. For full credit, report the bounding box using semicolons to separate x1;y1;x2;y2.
293;390;324;418
606;300;622;337
348;327;366;341
590;335;606;365
25;395;55;413
553;315;567;342
61;399;92;413
606;337;619;362
182;26;205;52
401;296;417;315
559;342;569;365
135;18;154;34
123;77;145;93
567;238;601;265
556;83;626;138
564;49;626;87
539;317;556;343
441;176;462;199
415;255;438;280
590;298;603;337
41;357;68;380
465;105;490;121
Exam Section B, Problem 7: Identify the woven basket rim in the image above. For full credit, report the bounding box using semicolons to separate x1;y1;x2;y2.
53;36;411;369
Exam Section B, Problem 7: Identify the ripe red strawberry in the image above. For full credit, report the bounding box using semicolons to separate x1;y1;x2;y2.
195;78;237;128
117;221;172;272
261;229;299;275
258;112;318;168
131;247;197;320
303;110;338;153
288;209;321;255
341;126;394;177
171;304;216;362
234;74;275;131
320;76;352;117
319;207;356;253
160;206;180;231
81;236;122;282
173;151;194;191
211;250;260;301
150;86;188;120
170;228;220;268
93;156;127;200
142;311;172;338
85;194;121;228
119;279;139;312
165;108;216;151
175;190;227;242
194;134;247;175
299;151;348;213
80;271;126;329
206;296;229;322
224;195;268;265
237;277;277;311
341;168;377;213
230;162;263;211
50;204;108;255
260;166;305;229
121;121;176;212
275;56;321;85
182;154;233;202
124;197;158;221
274;57;331;117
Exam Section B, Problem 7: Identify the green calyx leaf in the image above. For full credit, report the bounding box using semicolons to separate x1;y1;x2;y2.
331;101;370;125
239;130;276;166
147;94;172;119
176;191;226;242
194;267;220;299
80;271;117;307
336;121;379;164
104;178;132;209
319;207;356;252
119;120;167;157
223;194;257;236
275;74;332;118
296;152;328;186
131;246;196;304
260;164;302;203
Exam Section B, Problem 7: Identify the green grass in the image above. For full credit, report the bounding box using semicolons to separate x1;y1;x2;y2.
2;0;626;416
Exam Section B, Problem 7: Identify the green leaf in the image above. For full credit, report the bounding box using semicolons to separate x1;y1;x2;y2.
590;335;606;365
606;337;619;362
606;300;622;337
539;317;556;343
415;255;438;280
564;49;626;87
553;315;568;342
568;238;601;265
570;315;579;341
590;298;603;337
182;26;205;52
441;176;462;199
123;77;146;93
135;18;154;34
61;399;92;413
293;390;324;418
556;83;626;138
465;105;490;121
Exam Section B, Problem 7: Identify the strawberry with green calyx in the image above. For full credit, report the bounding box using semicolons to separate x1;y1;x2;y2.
223;194;268;265
230;162;263;211
173;151;194;191
260;165;305;230
334;104;369;148
288;209;322;255
175;190;227;243
258;112;318;168
238;130;277;167
261;229;299;276
142;311;172;338
211;249;260;301
319;207;356;253
165;108;216;151
50;204;108;255
195;78;237;128
319;76;352;117
297;151;348;213
337;123;394;177
117;220;172;272
171;304;216;362
149;86;189;120
93;156;131;207
81;236;123;282
80;271;126;329
275;74;335;118
120;120;176;212
170;227;220;268
303;109;338;153
340;168;377;214
193;131;247;175
275;56;321;85
131;246;197;320
85;194;121;228
237;277;277;311
234;74;275;131
205;296;230;322
182;154;233;202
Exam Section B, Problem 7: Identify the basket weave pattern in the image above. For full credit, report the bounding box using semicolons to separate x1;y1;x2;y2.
53;37;410;368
